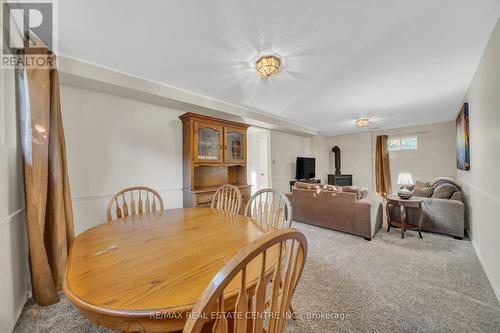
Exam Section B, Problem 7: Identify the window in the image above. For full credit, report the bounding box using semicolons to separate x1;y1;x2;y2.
388;136;417;151
401;136;418;150
388;138;401;151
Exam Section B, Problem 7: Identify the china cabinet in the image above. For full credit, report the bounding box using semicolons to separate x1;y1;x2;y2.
179;113;250;212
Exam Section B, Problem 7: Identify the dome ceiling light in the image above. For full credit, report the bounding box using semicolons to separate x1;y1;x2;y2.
355;118;370;127
256;55;281;78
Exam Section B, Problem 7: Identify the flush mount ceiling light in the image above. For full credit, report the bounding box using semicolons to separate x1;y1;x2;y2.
355;118;370;127
256;55;281;78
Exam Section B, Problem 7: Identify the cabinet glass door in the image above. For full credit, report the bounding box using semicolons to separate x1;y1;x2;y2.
194;122;223;163
224;128;246;163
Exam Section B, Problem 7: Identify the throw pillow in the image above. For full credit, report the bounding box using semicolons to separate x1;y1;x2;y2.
450;191;463;202
413;187;434;198
432;183;459;199
295;182;319;190
415;180;431;188
322;184;333;191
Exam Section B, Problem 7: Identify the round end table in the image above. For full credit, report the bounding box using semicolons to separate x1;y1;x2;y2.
386;196;424;239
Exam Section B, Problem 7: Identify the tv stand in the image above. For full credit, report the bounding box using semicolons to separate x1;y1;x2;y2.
289;179;321;192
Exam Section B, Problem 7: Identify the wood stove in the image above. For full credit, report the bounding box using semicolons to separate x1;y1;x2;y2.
328;146;353;186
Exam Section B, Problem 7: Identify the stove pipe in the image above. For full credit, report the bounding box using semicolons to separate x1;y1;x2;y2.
332;146;341;175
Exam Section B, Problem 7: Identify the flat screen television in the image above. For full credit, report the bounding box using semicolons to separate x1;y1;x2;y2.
295;157;316;180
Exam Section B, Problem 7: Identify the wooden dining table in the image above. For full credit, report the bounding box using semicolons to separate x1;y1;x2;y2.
63;207;278;332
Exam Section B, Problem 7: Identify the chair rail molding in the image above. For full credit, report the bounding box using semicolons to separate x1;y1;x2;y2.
456;176;500;208
0;208;26;228
72;188;182;202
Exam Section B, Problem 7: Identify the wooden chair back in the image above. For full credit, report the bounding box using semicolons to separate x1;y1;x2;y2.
106;186;164;222
211;184;242;214
183;228;308;333
244;189;292;228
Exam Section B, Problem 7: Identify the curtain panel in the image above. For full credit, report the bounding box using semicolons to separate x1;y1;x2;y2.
16;43;75;305
375;135;391;197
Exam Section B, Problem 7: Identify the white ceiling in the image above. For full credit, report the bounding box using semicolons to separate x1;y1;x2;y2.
58;0;500;135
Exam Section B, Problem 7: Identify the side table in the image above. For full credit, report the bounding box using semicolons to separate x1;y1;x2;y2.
386;196;424;239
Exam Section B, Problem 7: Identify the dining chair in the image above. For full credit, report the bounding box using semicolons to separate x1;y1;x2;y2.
211;184;242;214
244;189;292;229
106;186;164;222
182;228;308;333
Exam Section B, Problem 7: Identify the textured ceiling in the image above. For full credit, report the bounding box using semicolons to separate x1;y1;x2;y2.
58;0;500;135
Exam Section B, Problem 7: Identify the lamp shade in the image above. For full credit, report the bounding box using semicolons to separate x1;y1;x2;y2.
397;173;413;185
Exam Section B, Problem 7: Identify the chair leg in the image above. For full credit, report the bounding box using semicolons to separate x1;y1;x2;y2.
289;302;298;320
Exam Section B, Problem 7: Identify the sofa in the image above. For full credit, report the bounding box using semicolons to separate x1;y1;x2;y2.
391;177;465;239
287;183;383;240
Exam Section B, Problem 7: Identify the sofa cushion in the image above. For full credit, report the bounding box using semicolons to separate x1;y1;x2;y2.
414;182;433;197
342;186;362;199
432;183;460;199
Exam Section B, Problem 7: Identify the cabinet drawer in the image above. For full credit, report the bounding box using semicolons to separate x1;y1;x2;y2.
196;193;214;205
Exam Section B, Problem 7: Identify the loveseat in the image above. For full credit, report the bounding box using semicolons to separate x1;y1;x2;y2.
391;177;465;239
287;183;383;240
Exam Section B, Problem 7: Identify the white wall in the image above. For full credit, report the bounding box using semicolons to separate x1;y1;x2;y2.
328;122;456;194
457;18;500;302
0;70;29;332
60;85;184;234
376;122;456;189
269;131;313;193
311;134;333;185
268;122;456;197
61;85;329;232
329;132;374;192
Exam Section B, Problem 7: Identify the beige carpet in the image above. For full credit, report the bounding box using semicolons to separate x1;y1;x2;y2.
14;223;500;332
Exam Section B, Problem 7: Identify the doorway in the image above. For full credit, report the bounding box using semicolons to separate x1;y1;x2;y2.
247;127;271;194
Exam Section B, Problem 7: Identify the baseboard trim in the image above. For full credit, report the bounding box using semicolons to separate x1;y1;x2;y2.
0;208;25;229
10;293;28;333
471;238;500;303
0;208;28;332
456;177;500;303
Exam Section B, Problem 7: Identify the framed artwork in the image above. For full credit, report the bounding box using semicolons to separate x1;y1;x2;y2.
456;102;470;171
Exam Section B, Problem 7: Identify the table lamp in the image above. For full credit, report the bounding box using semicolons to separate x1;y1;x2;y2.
397;172;413;199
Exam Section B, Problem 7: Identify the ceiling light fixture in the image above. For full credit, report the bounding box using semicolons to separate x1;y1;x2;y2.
256;55;281;78
355;118;370;127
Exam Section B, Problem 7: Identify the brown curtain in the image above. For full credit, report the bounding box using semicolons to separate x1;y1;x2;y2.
375;135;391;197
16;39;75;305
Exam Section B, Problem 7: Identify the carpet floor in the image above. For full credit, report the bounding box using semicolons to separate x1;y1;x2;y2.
14;223;500;333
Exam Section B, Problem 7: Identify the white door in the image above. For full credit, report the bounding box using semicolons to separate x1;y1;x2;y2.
247;127;271;194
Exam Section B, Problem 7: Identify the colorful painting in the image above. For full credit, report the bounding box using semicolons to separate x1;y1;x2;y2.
456;102;470;171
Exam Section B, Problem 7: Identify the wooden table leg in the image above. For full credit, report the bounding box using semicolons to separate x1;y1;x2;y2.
400;204;406;239
417;203;424;239
386;203;391;231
